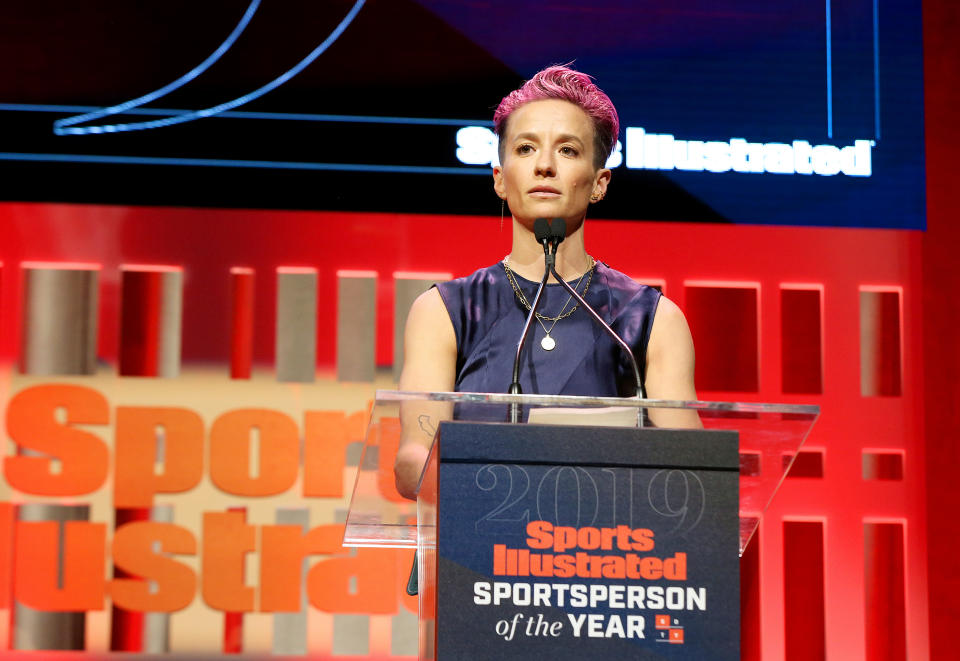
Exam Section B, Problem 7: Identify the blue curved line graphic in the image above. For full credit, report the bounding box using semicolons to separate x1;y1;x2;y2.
0;151;492;175
54;0;261;135
54;0;365;135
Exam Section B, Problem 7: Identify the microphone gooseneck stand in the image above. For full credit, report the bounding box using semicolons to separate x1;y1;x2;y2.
544;219;646;426
546;226;643;396
508;218;555;423
507;217;646;426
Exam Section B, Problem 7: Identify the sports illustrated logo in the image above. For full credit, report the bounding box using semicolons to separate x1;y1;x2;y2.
455;126;873;177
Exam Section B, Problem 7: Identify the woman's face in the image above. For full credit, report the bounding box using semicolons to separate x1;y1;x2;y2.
493;99;610;233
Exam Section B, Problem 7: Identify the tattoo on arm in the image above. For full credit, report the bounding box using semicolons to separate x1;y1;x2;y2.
418;415;437;438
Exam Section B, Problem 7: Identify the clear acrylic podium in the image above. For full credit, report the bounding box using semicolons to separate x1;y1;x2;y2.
343;391;818;660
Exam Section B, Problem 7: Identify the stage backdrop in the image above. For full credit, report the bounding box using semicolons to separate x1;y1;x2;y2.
0;0;947;659
0;208;926;659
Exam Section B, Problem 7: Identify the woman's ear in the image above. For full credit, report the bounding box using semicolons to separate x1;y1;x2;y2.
492;165;506;199
593;167;612;199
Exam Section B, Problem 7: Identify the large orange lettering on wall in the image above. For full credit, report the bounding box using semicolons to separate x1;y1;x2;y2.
4;384;109;496
15;520;106;610
259;523;342;612
0;384;410;619
303;410;365;498
201;511;255;612
114;407;204;508
110;521;197;612
210;409;299;496
308;547;397;615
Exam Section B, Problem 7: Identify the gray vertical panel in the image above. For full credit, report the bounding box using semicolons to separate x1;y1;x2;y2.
13;504;89;651
346;441;365;466
332;614;370;656
157;270;183;378
142;505;173;653
336;273;377;382
859;289;902;397
272;508;309;656
21;266;99;375
276;269;317;382
391;607;419;657
393;276;447;380
860;290;879;396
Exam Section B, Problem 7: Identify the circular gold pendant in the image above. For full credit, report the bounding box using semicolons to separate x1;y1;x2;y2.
540;335;556;351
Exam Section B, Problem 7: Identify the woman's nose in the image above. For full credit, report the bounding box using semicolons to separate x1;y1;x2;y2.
535;151;556;176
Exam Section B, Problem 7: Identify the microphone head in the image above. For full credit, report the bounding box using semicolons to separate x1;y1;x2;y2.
550;218;567;243
533;218;551;242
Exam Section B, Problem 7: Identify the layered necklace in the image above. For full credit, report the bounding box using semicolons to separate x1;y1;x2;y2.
502;256;596;351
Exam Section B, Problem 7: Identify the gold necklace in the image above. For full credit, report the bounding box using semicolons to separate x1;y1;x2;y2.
502;256;595;351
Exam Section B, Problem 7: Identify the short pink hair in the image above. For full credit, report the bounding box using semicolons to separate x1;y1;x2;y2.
493;65;620;169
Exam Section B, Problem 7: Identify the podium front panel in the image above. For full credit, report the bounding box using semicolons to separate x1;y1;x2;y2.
433;421;740;660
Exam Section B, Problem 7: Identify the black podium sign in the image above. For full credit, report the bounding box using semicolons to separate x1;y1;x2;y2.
433;421;740;660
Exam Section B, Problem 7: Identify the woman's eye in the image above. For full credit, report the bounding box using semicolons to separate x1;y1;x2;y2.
516;144;534;154
560;145;579;156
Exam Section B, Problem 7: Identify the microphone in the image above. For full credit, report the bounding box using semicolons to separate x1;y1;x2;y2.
508;218;554;423
546;218;645;404
535;217;554;262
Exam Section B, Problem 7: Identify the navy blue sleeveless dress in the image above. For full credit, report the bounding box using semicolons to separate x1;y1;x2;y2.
436;261;660;418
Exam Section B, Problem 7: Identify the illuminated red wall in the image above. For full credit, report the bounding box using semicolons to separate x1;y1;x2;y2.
0;201;930;659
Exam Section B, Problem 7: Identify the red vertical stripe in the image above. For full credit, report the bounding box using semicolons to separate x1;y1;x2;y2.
229;268;255;380
740;524;761;661
119;270;163;376
861;289;902;396
783;521;826;661
222;506;246;654
876;292;902;396
223;612;244;654
864;523;906;661
109;507;150;651
781;288;823;393
686;285;760;392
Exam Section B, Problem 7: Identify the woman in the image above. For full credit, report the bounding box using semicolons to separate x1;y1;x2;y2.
394;66;699;499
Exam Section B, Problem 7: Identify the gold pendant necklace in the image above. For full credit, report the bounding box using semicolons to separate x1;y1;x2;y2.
502;257;595;351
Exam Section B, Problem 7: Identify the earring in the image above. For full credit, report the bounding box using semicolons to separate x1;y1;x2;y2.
500;199;505;231
590;192;603;202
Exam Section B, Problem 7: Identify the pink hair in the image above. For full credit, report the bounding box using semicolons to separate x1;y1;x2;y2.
493;65;620;169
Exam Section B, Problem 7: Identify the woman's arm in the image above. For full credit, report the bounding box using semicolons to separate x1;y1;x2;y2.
644;296;703;428
394;288;458;499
